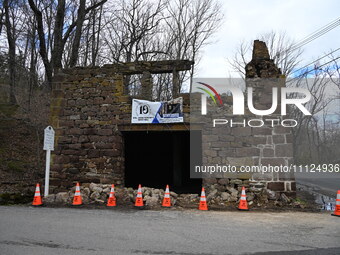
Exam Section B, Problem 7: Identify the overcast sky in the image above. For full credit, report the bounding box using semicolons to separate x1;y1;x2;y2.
197;0;340;78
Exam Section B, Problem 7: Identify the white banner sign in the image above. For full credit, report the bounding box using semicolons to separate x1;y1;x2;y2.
131;97;184;124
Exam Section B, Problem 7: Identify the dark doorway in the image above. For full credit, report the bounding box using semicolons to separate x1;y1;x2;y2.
123;131;202;194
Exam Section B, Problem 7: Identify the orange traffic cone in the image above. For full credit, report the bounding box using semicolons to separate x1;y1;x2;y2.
238;186;249;211
198;187;208;211
32;183;42;206
135;184;144;207
331;190;340;217
72;182;82;205
107;184;116;207
162;185;171;207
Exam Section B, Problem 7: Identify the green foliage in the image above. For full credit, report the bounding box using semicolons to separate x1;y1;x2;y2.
293;197;308;205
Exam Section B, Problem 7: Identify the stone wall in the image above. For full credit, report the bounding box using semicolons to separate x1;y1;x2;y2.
50;61;192;192
50;44;295;197
200;40;295;195
200;117;295;193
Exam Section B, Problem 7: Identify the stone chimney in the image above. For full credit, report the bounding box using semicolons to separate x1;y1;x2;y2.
245;40;285;113
245;40;282;78
252;40;270;60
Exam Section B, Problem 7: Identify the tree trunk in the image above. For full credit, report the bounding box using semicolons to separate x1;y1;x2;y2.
4;0;17;104
28;27;37;111
51;0;66;73
0;10;4;35
69;0;86;67
91;9;96;66
28;0;53;88
172;68;180;98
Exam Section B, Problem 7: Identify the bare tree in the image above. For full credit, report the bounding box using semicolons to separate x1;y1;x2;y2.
1;0;222;101
27;0;53;87
69;0;86;67
164;0;223;95
289;67;338;163
103;0;165;63
3;0;17;104
28;0;107;87
326;51;340;90
101;0;222;98
3;0;28;104
0;6;5;36
229;31;303;78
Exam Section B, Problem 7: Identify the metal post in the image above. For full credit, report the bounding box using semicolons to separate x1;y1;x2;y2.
44;149;51;197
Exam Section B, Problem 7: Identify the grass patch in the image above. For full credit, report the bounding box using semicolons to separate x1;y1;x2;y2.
293;197;308;205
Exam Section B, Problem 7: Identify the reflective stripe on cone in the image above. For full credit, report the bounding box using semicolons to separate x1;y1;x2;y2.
199;187;208;211
162;185;171;207
331;190;340;217
32;183;42;206
135;184;144;207
107;184;116;207
72;182;83;205
238;186;249;211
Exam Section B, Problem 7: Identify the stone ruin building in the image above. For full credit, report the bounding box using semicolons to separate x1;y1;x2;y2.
49;40;296;199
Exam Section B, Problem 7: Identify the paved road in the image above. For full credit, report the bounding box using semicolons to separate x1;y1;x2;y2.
295;172;340;198
0;206;339;255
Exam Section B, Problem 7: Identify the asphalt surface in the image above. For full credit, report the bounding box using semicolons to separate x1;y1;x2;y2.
0;206;339;255
295;172;340;198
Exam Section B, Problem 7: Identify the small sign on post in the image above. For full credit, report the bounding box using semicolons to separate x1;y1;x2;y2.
43;126;55;197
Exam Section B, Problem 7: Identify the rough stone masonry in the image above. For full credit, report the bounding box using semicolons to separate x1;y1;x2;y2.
49;40;296;201
49;60;193;191
198;40;295;196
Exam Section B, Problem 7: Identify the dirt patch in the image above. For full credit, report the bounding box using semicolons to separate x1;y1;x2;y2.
0;104;46;195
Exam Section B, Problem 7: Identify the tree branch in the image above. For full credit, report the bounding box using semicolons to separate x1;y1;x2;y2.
28;0;53;86
62;0;107;45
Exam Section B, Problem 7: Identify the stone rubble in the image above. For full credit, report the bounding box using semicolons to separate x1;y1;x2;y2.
43;181;301;209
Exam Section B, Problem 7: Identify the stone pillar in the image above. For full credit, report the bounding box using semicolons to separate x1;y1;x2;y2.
140;71;152;100
245;40;295;195
172;69;180;98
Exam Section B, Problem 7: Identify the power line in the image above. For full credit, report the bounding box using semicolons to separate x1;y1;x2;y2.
286;17;340;80
295;17;340;45
275;17;340;66
291;47;340;75
292;22;340;50
292;17;340;50
287;56;340;83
